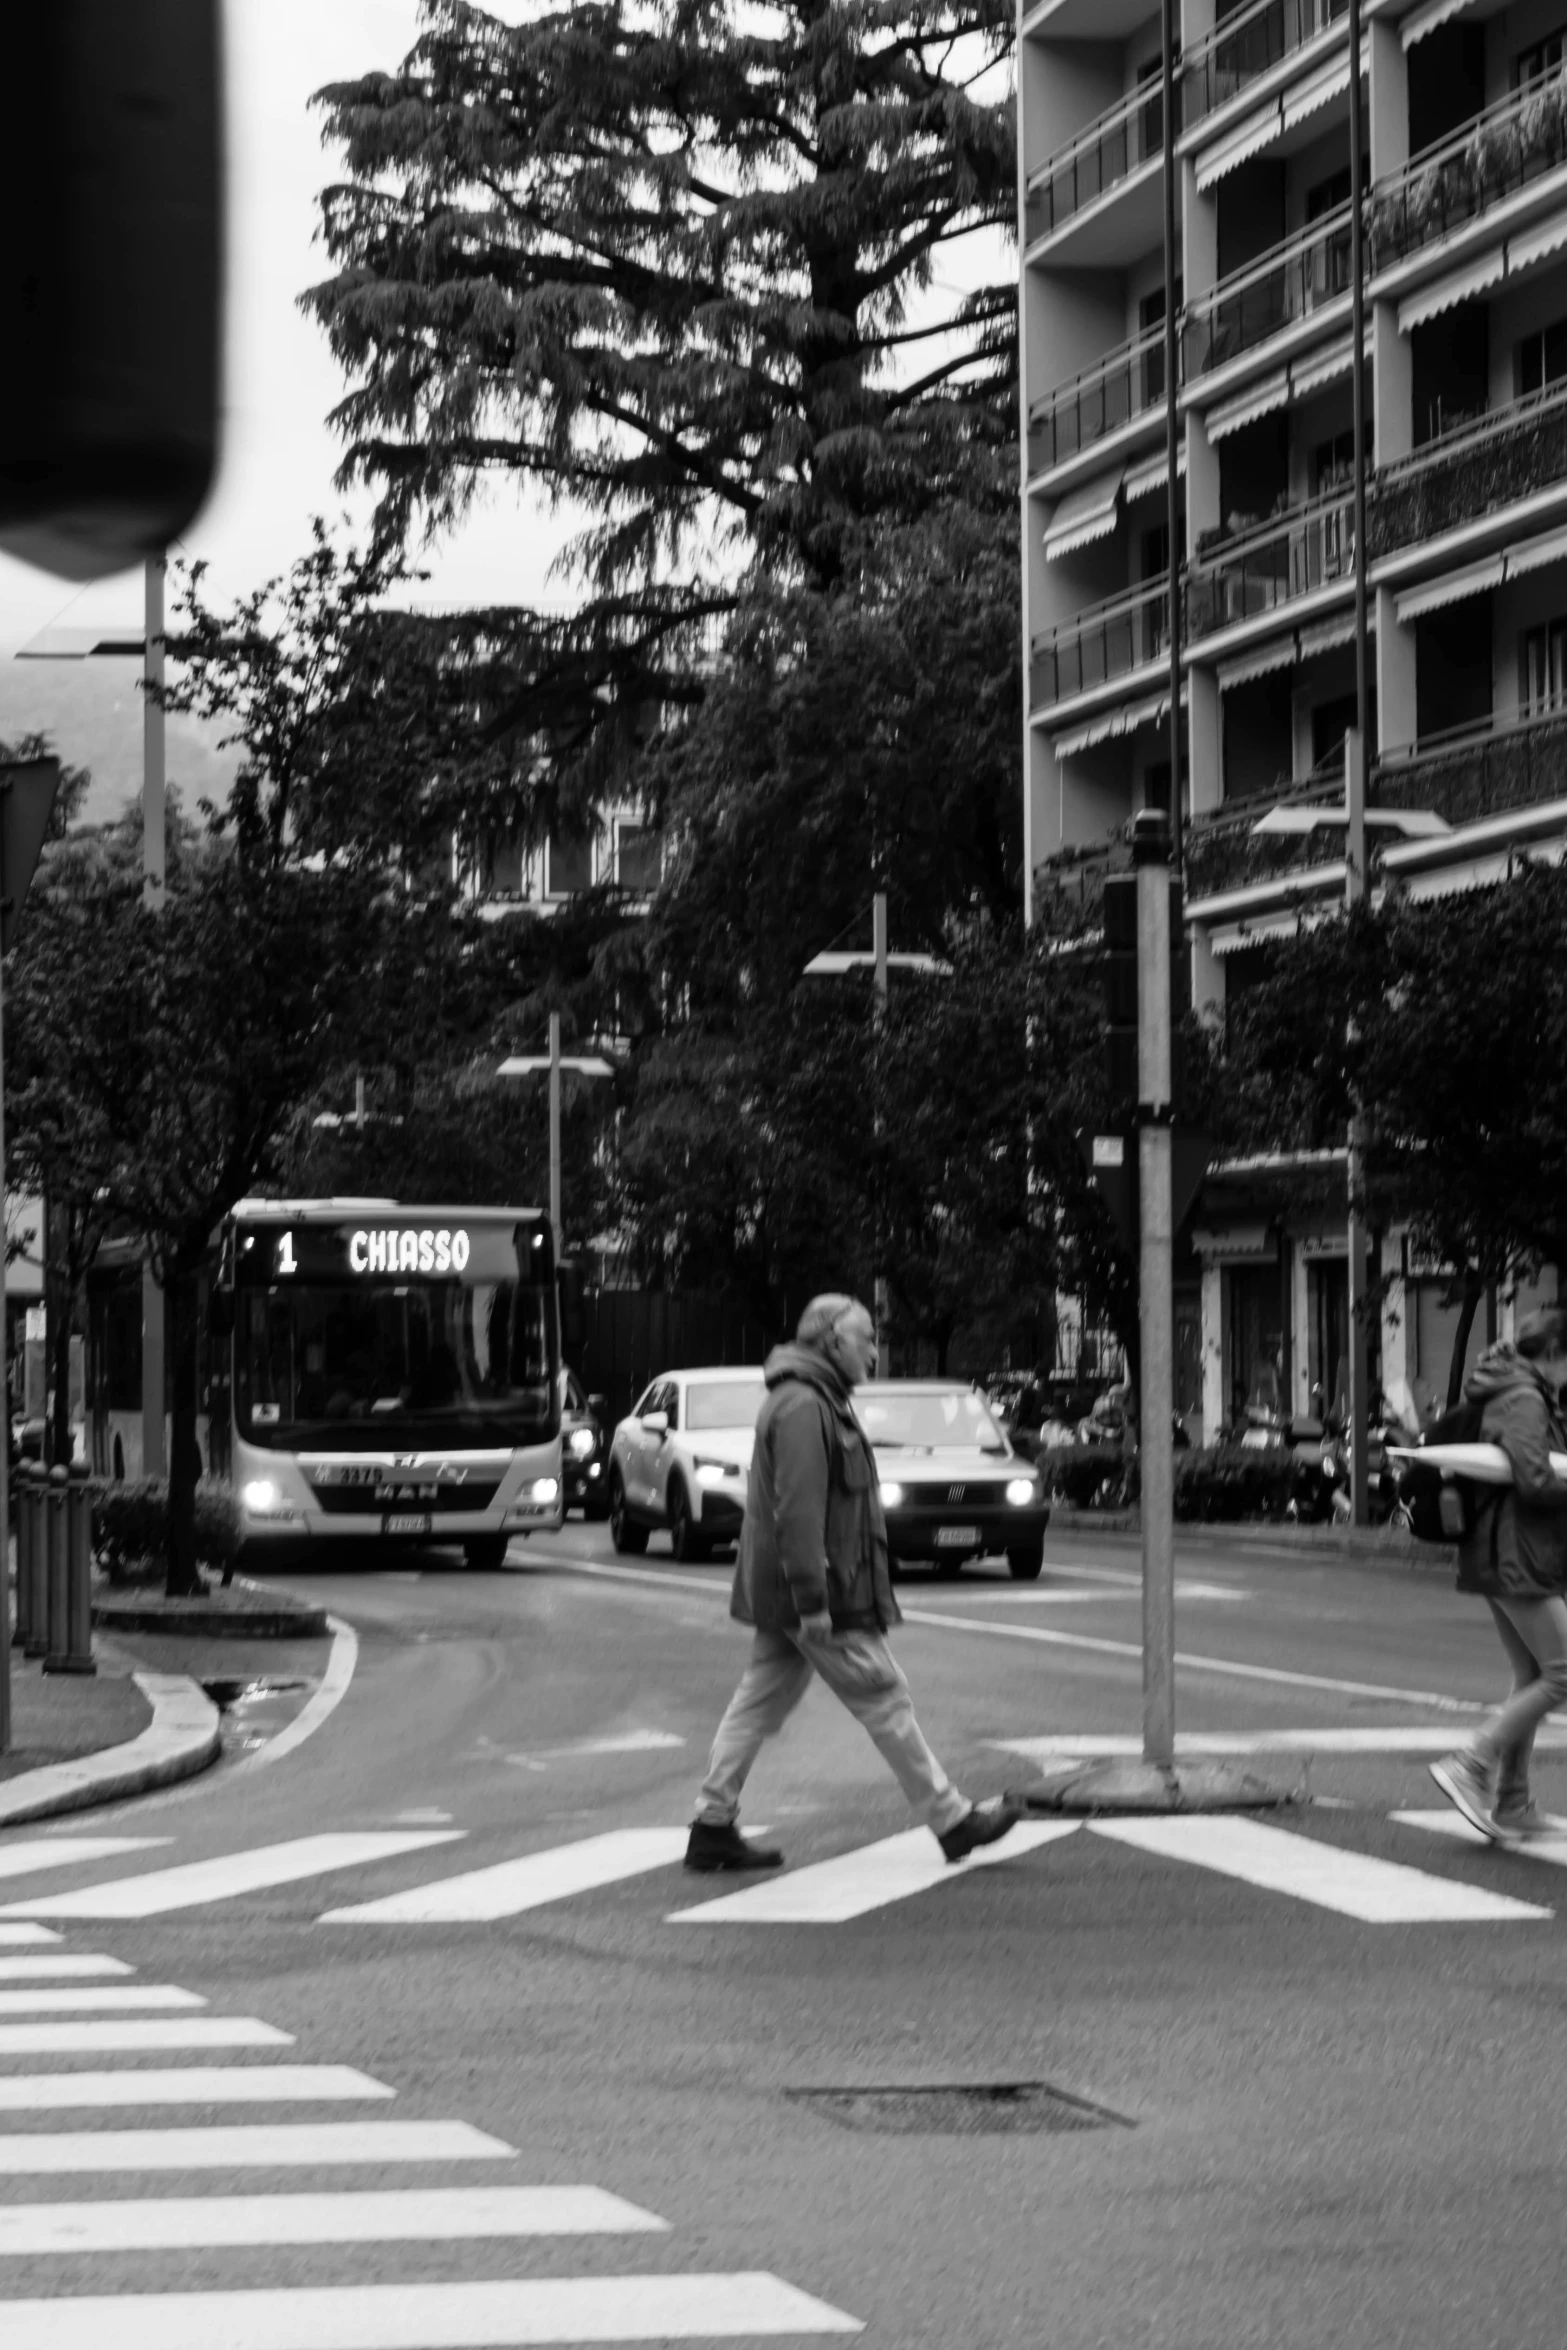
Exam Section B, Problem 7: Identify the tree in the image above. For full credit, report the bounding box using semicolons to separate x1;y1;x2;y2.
1222;870;1567;1402
304;0;1017;788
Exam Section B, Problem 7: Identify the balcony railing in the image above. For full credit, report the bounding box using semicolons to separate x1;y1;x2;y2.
1025;78;1175;243
1374;706;1567;830
1029;324;1172;475
1367;70;1567;273
1186;486;1356;639
1367;378;1567;558
1031;575;1171;705
1184;0;1349;127
1183;766;1348;900
1182;204;1351;380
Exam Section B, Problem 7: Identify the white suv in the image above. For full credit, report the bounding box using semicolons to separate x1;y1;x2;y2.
607;1368;767;1560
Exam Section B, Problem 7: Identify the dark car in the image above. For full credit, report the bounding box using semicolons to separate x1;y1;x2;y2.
854;1379;1050;1581
560;1368;611;1520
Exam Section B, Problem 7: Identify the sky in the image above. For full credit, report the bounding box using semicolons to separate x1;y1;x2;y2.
0;1;1008;817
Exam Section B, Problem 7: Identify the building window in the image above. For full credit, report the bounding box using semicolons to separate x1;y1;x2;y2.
547;834;594;897
1517;318;1567;397
615;824;660;894
1306;169;1352;304
1521;618;1567;715
1515;30;1567;88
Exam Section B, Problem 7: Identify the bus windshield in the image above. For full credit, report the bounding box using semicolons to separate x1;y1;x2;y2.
235;1237;555;1453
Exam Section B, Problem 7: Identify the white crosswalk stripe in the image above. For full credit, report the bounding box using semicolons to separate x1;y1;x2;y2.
323;1828;692;1924
0;2185;669;2255
1395;1808;1567;1860
0;1985;203;2015
0;2066;392;2111
0;1954;132;1980
0;1926;61;1946
0;1840;167;1885
0;2276;862;2347
0;1831;465;1919
1089;1815;1552;1922
668;1822;1073;1925
0;2019;291;2055
0;2120;514;2173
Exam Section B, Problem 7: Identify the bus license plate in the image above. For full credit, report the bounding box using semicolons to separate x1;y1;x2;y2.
935;1526;979;1547
383;1512;432;1537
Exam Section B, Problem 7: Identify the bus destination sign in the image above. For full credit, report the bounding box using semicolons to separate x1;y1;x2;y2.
240;1220;537;1287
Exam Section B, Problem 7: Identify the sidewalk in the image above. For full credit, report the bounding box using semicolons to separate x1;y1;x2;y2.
2;1648;151;1783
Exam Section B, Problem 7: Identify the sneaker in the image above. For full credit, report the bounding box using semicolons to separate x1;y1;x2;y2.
683;1820;784;1874
1490;1800;1567;1842
937;1795;1024;1866
1429;1751;1498;1837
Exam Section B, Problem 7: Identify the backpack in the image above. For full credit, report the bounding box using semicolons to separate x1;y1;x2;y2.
1398;1396;1500;1545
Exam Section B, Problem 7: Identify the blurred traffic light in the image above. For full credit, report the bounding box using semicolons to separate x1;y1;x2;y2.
0;2;222;579
1100;871;1189;1121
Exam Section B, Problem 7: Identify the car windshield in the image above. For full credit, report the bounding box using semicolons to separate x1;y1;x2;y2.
856;1389;1007;1453
686;1379;766;1432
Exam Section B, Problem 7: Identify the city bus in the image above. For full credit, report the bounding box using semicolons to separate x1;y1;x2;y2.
211;1198;566;1565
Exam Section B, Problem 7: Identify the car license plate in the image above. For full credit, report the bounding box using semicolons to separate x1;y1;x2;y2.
935;1525;980;1547
383;1512;432;1537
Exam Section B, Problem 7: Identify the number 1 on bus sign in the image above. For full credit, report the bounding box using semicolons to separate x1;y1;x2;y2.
277;1233;297;1276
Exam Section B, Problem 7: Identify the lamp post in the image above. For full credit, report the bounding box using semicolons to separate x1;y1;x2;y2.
18;555;169;1478
497;1031;616;1264
802;889;951;1368
1347;0;1372;1524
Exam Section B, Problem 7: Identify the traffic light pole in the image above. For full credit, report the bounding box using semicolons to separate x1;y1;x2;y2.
1135;814;1175;1767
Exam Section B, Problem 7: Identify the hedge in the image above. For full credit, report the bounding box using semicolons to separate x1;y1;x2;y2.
85;1478;243;1587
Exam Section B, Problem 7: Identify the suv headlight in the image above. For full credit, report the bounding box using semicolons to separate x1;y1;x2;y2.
879;1480;905;1508
694;1457;732;1485
567;1426;597;1459
1006;1478;1038;1506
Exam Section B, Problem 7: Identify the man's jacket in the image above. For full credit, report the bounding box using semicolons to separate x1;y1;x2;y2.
730;1343;900;1633
1457;1342;1567;1599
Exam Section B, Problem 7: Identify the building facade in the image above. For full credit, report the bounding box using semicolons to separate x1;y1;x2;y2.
1020;0;1567;1436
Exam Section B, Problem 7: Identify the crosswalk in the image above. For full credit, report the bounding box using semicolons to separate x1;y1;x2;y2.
1;1794;1563;1936
0;1922;862;2344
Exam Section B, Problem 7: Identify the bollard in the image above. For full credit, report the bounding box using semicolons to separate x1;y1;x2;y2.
21;1467;49;1661
45;1465;96;1677
12;1462;33;1652
42;1466;70;1674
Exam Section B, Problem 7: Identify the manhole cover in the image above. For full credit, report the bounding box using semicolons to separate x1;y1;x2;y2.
783;2082;1134;2136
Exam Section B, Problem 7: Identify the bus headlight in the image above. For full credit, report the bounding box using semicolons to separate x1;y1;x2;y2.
1006;1478;1038;1506
241;1479;292;1519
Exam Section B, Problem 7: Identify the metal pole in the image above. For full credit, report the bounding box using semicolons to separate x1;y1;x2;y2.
142;553;167;1483
1161;0;1182;870
1345;725;1371;1524
548;1011;562;1258
0;934;9;1756
872;891;890;1368
1134;811;1176;1767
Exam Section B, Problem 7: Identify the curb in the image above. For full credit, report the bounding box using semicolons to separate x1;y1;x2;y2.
92;1575;330;1639
1049;1505;1456;1567
0;1671;221;1828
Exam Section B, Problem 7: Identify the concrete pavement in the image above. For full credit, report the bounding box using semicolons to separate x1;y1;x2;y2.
0;1520;1561;2347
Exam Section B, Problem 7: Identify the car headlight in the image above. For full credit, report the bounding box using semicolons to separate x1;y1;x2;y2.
694;1458;729;1486
1006;1478;1038;1506
527;1477;560;1503
567;1427;597;1459
879;1480;904;1508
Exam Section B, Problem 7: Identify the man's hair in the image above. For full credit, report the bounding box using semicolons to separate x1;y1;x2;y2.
1517;1307;1567;1359
797;1292;865;1347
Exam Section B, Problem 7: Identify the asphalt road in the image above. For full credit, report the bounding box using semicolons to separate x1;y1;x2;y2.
1;1521;1564;2348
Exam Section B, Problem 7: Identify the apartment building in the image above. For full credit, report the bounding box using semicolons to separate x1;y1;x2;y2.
1020;0;1567;1435
462;807;662;912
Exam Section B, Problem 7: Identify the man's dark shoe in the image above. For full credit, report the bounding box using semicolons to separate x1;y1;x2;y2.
684;1820;785;1873
938;1795;1024;1865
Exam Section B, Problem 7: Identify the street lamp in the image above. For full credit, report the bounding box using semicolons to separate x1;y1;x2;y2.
498;1015;616;1259
17;555;168;1477
801;890;951;1367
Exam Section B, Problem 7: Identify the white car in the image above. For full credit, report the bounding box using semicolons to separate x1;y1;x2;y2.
608;1367;767;1560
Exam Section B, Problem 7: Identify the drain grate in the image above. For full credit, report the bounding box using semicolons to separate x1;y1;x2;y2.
783;2082;1134;2136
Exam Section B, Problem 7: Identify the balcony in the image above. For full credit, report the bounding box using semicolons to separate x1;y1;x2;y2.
1367;71;1567;274
1367;379;1567;560
1184;0;1349;127
1183;205;1351;383
1374;706;1567;830
1183;767;1347;900
1187;486;1355;641
1031;575;1170;706
1025;78;1173;245
1029;324;1172;476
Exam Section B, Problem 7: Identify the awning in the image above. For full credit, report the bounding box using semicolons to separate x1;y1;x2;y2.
1217;637;1297;691
1292;337;1363;400
1398;248;1505;333
1195;104;1285;195
1508;208;1567;279
1401;0;1474;49
1283;53;1353;132
1190;1220;1278;1260
1044;469;1123;559
1052;683;1186;759
1297;612;1357;658
1207;369;1291;442
1394;553;1504;621
1123;444;1188;502
1506;520;1567;581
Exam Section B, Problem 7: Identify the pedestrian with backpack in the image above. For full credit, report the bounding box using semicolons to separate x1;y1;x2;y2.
1430;1307;1567;1841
